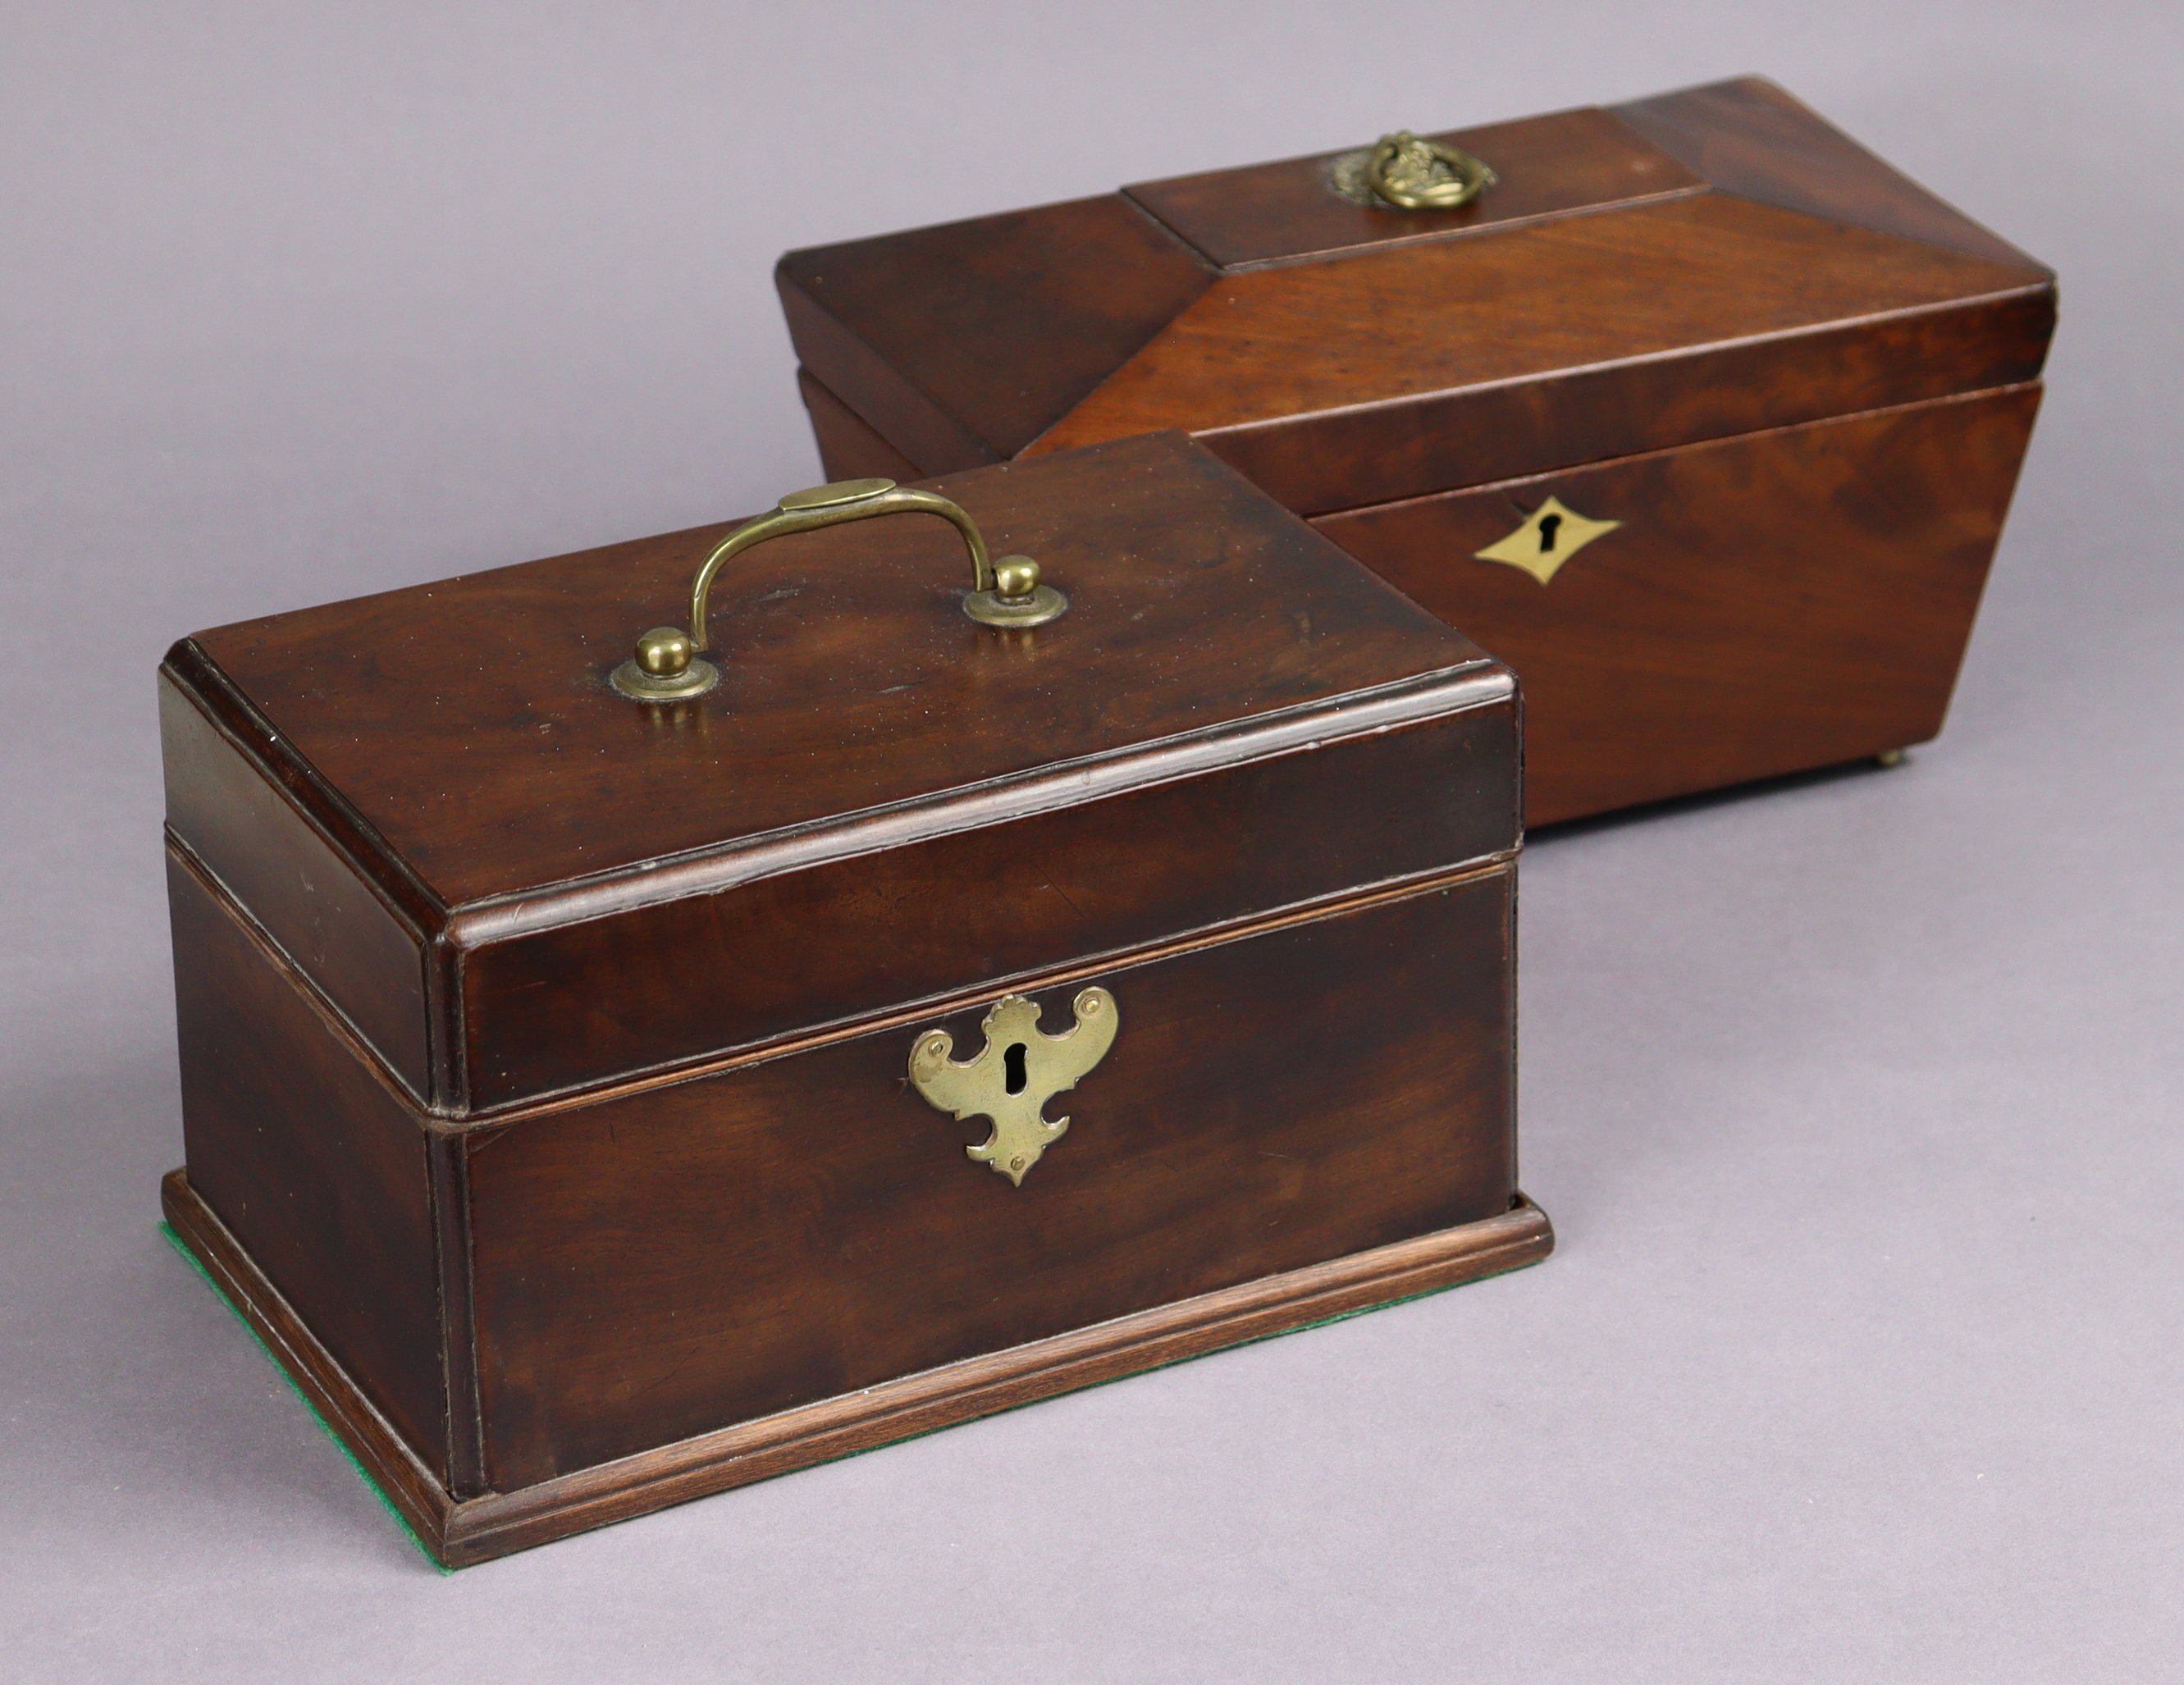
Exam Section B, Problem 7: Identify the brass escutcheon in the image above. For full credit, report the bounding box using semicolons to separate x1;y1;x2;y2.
1474;495;1622;586
908;989;1117;1185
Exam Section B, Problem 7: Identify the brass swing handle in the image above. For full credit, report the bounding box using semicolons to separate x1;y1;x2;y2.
611;476;1067;702
1364;130;1496;211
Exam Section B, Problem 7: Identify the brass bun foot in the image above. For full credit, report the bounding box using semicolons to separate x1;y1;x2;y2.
1875;747;1908;769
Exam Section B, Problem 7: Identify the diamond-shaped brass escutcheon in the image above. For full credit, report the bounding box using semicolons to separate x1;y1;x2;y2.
907;989;1117;1185
1474;495;1623;586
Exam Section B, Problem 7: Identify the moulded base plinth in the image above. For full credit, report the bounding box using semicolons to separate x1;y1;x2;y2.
162;1167;1553;1567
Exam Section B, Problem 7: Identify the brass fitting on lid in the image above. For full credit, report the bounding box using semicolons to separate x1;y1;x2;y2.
634;626;693;678
610;477;1071;701
966;554;1067;628
611;625;720;701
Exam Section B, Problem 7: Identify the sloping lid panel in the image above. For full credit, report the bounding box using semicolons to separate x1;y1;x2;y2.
777;194;1213;463
1027;192;2053;512
1613;76;2046;272
777;79;2054;505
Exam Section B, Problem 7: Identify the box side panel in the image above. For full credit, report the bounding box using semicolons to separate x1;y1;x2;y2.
467;870;1515;1490
775;278;998;477
168;850;450;1480
161;672;432;1099
1314;383;2044;825
459;696;1517;1109
777;194;1213;463
796;368;922;484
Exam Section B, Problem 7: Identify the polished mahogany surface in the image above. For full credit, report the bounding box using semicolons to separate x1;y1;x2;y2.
1125;104;1704;270
1612;76;2040;269
168;851;448;1477
178;433;1484;909
1030;192;2046;501
161;674;432;1097
797;365;921;485
773;75;2054;829
159;330;1535;1565
1318;385;2041;824
466;870;1515;1489
777;194;1213;463
459;702;1515;1109
778;77;2053;500
163;430;1515;1109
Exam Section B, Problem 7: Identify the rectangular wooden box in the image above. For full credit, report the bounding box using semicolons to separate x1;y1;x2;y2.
776;76;2056;824
159;432;1550;1565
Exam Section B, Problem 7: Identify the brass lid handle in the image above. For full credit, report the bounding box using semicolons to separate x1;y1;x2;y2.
1328;130;1497;212
611;477;1067;702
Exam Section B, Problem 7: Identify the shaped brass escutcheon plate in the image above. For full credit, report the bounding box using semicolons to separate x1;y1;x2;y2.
907;989;1118;1185
1474;495;1623;586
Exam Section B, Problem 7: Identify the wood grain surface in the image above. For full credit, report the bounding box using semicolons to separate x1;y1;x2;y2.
457;700;1515;1109
1029;193;2047;506
1316;384;2044;824
1125;104;1703;270
1614;75;2045;269
162;1161;1550;1569
162;1168;459;1555
777;78;2052;511
770;77;2054;826
166;432;1515;1112
797;365;921;484
159;413;1536;1566
177;434;1483;909
465;869;1519;1487
160;671;432;1098
778;193;1213;464
167;846;448;1478
162;819;1533;1556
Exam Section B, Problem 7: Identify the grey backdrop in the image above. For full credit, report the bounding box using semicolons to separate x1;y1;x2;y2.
4;2;2178;1678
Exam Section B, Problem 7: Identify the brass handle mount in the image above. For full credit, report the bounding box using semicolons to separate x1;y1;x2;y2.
611;477;1067;702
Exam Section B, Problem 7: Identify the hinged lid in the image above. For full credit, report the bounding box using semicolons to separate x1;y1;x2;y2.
162;433;1519;1117
778;77;2054;514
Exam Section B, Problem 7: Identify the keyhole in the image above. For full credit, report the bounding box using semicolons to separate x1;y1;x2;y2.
1537;513;1563;553
1004;1043;1029;1095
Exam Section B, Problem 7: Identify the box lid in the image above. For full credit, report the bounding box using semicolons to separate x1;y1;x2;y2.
162;433;1519;1116
778;77;2054;514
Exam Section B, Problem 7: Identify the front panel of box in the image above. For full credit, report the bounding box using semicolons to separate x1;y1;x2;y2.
1316;384;2042;824
457;701;1516;1109
464;871;1515;1490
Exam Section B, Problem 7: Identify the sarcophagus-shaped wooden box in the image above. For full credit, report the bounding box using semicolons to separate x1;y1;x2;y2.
159;432;1548;1566
777;76;2055;825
